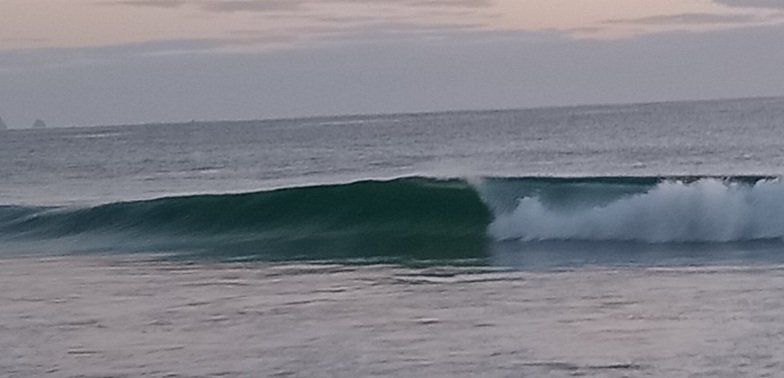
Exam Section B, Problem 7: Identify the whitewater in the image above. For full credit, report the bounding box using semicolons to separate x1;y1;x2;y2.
488;177;784;243
3;97;784;376
3;176;784;266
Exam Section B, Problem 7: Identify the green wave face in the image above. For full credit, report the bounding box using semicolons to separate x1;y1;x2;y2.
0;178;493;264
1;175;781;264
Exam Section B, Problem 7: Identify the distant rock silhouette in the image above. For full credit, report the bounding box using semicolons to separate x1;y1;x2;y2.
32;119;47;128
0;116;7;130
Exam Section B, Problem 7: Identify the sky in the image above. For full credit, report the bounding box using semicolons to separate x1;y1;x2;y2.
1;0;784;127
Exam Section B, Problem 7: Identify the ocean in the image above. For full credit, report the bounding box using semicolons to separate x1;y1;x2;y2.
2;97;784;376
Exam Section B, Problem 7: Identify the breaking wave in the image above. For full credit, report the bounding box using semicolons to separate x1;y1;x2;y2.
488;177;784;243
0;175;782;263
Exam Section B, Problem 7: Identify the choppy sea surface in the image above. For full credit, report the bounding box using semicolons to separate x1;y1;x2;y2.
2;97;784;376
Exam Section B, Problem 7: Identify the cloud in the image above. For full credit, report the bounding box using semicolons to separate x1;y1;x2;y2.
112;0;187;8
604;12;763;26
714;0;784;10
98;0;304;13
3;25;784;128
96;0;494;47
56;0;784;53
0;39;220;73
200;0;304;13
568;9;784;39
0;37;50;44
344;0;491;8
103;0;490;13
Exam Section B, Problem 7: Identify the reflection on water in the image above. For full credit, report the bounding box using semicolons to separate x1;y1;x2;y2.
490;239;784;270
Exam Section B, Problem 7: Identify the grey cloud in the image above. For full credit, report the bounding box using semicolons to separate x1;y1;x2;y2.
97;0;494;47
222;22;488;50
3;25;784;127
0;39;220;73
566;26;606;35
109;0;187;8
422;0;491;7
99;0;301;12
201;0;304;13
223;30;320;46
605;12;762;26
1;37;50;44
344;0;491;7
104;0;490;13
714;0;784;9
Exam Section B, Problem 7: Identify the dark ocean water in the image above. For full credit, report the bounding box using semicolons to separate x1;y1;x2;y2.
2;97;784;268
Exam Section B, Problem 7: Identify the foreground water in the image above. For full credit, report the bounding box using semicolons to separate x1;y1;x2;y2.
3;256;783;377
2;97;784;375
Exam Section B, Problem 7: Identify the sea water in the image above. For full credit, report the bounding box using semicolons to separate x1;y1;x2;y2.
2;97;784;268
2;97;784;376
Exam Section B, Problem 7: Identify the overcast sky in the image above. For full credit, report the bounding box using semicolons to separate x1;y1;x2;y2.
1;0;784;127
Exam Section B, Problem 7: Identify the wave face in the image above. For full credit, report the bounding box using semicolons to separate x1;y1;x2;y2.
1;175;783;264
0;178;491;263
486;176;784;243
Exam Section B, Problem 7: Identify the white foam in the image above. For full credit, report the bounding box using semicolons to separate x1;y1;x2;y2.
489;179;784;243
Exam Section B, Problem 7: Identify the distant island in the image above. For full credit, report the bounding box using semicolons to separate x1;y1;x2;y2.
32;119;47;128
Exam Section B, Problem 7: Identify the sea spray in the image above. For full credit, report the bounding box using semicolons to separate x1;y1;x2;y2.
489;178;784;243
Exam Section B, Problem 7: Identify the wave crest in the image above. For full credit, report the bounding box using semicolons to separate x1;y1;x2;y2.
489;178;784;243
3;176;784;262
